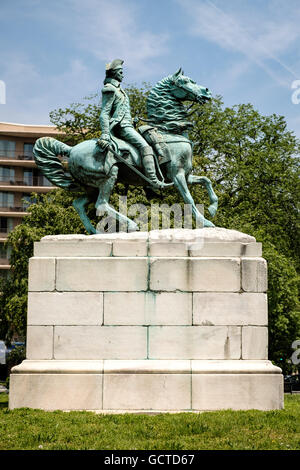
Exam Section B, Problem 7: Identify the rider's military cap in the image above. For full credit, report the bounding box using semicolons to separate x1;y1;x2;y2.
105;59;124;71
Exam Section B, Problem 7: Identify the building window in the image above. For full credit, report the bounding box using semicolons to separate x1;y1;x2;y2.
0;244;7;258
41;174;52;187
23;143;34;156
23;169;33;185
0;141;16;158
0;243;11;259
23;169;52;186
0;217;14;233
22;194;36;210
0;192;14;208
0;166;15;183
23;143;34;160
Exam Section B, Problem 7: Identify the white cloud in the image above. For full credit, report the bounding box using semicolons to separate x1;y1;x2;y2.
21;0;169;79
177;0;300;87
0;51;97;124
71;0;169;69
0;0;170;123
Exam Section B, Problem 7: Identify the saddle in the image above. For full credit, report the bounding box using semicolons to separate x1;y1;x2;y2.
99;126;173;176
100;125;191;177
137;125;172;164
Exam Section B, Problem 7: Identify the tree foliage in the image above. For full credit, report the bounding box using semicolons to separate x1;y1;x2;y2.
0;87;299;372
190;97;300;265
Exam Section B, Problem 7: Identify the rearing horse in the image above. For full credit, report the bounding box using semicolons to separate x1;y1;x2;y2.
33;69;218;233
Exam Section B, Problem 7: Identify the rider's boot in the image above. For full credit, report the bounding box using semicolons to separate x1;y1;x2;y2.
142;146;172;190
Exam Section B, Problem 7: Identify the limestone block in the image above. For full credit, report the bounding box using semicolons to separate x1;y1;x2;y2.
104;292;192;325
148;326;241;359
26;326;53;359
113;239;148;257
152;292;192;325
28;258;56;292
104;359;190;374
150;257;240;292
103;373;190;410
189;242;262;257
192;374;283;410
11;359;104;374
242;258;268;292
9;374;103;410
28;292;103;326
191;359;282;374
54;326;147;359
193;293;267;326
149;242;188;257
34;241;112;257
56;257;148;291
149;227;256;244
242;326;268;359
149;258;187;291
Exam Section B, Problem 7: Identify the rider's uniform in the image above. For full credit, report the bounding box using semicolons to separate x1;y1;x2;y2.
100;77;148;151
99;59;168;190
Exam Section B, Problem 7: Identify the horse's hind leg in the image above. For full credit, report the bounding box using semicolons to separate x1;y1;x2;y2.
73;195;97;234
95;165;139;232
187;175;218;217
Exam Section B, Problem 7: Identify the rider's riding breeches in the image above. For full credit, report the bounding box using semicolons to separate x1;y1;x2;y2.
117;126;149;150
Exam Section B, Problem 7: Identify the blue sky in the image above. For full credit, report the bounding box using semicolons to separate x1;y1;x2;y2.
1;0;300;137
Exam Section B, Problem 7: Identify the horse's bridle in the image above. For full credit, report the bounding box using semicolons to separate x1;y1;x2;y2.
172;78;210;104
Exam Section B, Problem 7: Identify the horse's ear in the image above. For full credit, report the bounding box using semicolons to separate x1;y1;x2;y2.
173;68;183;78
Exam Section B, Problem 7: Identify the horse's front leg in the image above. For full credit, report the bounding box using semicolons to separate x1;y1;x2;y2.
95;165;139;232
172;169;214;227
187;175;218;218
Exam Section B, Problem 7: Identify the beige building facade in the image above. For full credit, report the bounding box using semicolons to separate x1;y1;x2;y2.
0;122;60;279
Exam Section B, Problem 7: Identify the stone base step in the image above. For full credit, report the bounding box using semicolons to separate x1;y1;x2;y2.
9;360;283;411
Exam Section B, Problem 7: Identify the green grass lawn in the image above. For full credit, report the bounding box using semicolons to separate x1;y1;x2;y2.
0;393;299;450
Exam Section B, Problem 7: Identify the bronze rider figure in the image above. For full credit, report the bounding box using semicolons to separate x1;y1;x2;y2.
97;59;168;189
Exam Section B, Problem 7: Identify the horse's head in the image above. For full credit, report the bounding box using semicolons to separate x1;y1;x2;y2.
170;68;212;104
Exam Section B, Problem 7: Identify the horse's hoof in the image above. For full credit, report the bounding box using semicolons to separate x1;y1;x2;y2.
128;222;139;233
87;228;97;234
204;219;215;227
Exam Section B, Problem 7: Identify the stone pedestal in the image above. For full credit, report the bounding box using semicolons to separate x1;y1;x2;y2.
9;228;283;411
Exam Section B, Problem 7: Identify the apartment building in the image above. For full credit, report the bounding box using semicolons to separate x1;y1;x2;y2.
0;122;60;280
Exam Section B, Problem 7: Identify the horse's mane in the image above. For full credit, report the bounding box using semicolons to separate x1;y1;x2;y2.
147;75;189;129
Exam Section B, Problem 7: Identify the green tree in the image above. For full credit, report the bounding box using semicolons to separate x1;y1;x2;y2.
190;97;300;264
189;98;300;371
0;190;85;340
49;83;151;144
0;88;299;371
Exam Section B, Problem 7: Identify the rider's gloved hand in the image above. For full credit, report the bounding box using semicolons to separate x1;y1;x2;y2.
97;135;111;150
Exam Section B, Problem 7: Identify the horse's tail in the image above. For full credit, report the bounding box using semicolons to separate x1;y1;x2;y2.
33;137;79;190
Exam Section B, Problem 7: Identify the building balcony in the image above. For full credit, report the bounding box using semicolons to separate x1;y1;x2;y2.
0;206;28;215
0;152;34;160
0;183;54;193
0;159;37;168
0;263;10;269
